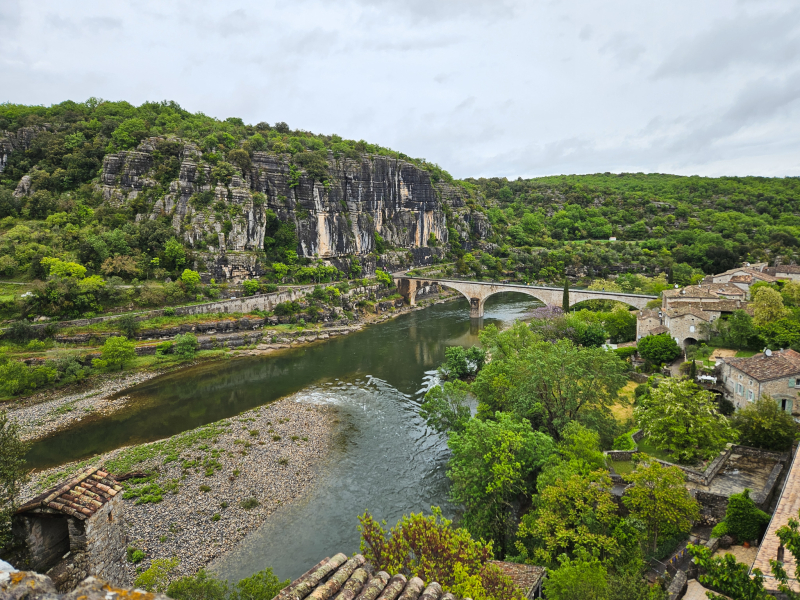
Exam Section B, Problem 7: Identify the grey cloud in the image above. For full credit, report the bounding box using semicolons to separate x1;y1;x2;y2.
600;32;646;66
654;8;800;78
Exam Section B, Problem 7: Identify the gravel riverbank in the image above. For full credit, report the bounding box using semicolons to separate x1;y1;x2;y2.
22;396;337;586
5;371;163;442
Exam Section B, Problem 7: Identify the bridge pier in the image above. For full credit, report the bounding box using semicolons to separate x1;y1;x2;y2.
470;298;485;319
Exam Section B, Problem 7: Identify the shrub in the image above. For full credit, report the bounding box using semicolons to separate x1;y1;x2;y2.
614;347;637;360
731;395;798;451
265;283;278;293
6;319;35;344
26;339;46;351
127;547;146;563
637;333;681;365
721;489;770;542
117;313;140;339
174;333;198;358
240;497;259;509
134;557;180;593
156;341;173;356
242;279;260;296
163;307;176;317
93;336;136;371
612;429;637;451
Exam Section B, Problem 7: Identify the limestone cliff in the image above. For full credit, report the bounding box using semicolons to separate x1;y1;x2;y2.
97;138;489;276
0;126;46;175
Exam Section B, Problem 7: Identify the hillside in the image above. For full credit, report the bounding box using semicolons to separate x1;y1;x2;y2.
1;99;799;304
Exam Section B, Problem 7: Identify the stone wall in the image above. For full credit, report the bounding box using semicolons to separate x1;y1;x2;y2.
84;496;126;585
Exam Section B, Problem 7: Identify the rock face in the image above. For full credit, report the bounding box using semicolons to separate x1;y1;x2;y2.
0;126;46;175
97;138;490;278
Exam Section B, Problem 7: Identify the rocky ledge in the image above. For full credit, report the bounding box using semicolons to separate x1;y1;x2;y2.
0;569;171;600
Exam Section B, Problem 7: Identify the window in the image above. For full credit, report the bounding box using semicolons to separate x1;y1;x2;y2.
689;325;695;333
782;399;793;413
748;390;754;401
738;374;743;380
737;383;744;394
749;379;753;385
790;379;796;388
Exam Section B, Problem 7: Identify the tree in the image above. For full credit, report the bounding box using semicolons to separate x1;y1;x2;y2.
542;550;609;600
473;323;628;440
358;506;493;587
712;489;770;542
448;413;555;555
516;468;620;566
272;263;289;283
41;256;87;279
227;148;252;173
622;460;699;551
117;313;140;339
637;333;681;366
420;381;471;434
375;269;392;286
441;346;486;379
134;557;180;593
164;238;187;271
562;278;569;312
174;333;198;358
94;336;136;371
0;411;30;548
635;378;737;463
752;287;789;327
688;544;774;600
242;279;260;296
181;269;201;292
731;396;798;451
728;310;758;349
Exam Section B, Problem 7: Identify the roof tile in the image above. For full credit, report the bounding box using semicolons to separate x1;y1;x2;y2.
17;466;121;520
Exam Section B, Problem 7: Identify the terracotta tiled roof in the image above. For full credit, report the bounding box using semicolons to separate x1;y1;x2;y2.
765;265;800;276
663;287;719;299
723;349;800;382
728;275;753;284
277;554;530;600
488;561;545;597
712;267;778;283
17;466;123;520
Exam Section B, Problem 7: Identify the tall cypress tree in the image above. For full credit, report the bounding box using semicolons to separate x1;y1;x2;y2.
562;278;570;312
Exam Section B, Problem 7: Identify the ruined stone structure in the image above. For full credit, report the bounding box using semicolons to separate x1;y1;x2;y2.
14;467;126;590
397;277;655;318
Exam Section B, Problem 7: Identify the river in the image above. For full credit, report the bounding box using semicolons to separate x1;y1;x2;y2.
26;293;541;582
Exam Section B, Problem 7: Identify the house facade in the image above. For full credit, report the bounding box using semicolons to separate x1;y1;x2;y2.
719;349;800;413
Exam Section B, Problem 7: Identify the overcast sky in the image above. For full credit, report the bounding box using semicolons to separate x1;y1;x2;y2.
2;0;799;179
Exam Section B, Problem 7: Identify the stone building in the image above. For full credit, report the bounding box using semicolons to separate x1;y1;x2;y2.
662;283;747;308
636;306;718;347
719;348;800;412
764;264;800;282
14;466;126;590
707;266;778;295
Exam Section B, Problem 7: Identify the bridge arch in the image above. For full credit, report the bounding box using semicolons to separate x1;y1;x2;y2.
396;277;656;318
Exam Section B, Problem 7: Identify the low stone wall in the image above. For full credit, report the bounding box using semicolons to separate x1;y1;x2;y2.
607;450;637;461
753;462;784;510
693;489;729;520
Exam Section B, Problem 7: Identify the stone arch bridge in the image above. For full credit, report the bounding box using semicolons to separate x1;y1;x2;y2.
396;277;657;318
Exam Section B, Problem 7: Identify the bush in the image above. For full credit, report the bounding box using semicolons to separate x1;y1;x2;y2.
127;547;145;563
174;333;198;358
614;347;637;360
265;283;278;293
134;557;180;593
163;307;176;316
93;336;136;371
6;320;35;344
637;333;681;365
156;341;173;356
117;313;139;339
240;497;259;509
612;429;637;451
721;489;770;542
242;279;260;296
731;395;798;451
166;567;288;600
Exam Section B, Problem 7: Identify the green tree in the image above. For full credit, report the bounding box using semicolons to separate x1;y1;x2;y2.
358;507;493;588
181;268;201;292
420;381;471;434
622;460;699;551
448;413;555;555
174;333;198;358
516;467;620;566
731;395;798;451
112;118;149;149
242;279;260;296
94;336;136;371
542;550;609;600
117;313;140;339
0;411;30;548
635;378;736;463
375;269;392;286
473;323;628;440
41;257;87;279
727;310;758;349
688;544;774;600
272;262;289;283
637;333;681;366
753;287;789;327
712;489;770;542
164;238;187;272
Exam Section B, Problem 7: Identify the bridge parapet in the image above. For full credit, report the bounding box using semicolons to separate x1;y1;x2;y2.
396;277;657;318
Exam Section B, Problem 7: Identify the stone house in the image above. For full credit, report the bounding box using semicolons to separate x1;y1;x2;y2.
637;306;718;347
14;466;126;590
662;283;747;308
719;349;800;413
764;264;800;282
708;267;778;295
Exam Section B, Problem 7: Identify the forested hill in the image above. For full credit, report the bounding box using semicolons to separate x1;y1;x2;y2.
0;99;799;291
